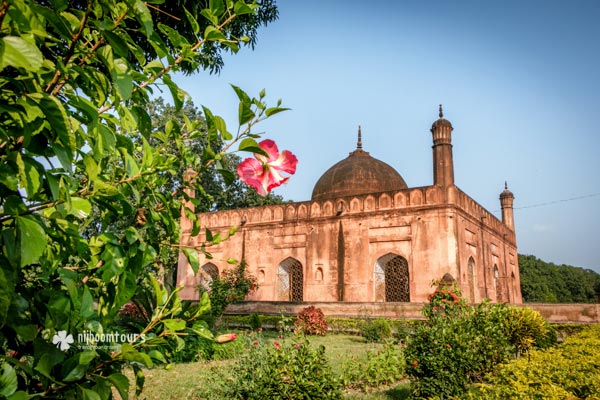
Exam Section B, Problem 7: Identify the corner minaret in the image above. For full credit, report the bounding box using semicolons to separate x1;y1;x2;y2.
430;104;455;186
500;181;515;230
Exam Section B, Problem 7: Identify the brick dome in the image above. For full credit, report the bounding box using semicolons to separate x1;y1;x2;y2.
311;129;408;201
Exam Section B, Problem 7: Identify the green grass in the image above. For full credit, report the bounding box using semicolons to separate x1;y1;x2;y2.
125;332;411;399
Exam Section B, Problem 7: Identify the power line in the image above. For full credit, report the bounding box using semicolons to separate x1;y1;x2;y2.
513;192;600;210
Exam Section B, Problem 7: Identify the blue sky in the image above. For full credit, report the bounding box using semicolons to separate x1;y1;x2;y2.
176;0;600;273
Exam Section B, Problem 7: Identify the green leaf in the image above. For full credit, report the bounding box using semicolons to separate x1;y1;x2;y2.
103;30;130;58
141;136;154;169
184;7;200;33
62;350;97;383
0;164;18;191
130;0;154;37
35;352;64;380
15;215;47;268
69;197;92;219
265;107;291;117
204;26;227;41
0;36;43;72
80;387;101;400
15;154;42;198
80;287;95;320
162;74;186;111
111;58;133;101
200;9;218;26
233;0;256;15
182;248;199;275
120;150;140;178
132;364;145;397
238;102;255;126
162;318;186;332
120;344;153;368
0;260;16;327
209;0;225;16
0;363;17;397
238;138;268;157
107;373;130;400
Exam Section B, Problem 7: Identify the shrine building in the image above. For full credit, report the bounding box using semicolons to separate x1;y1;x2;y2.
176;106;522;304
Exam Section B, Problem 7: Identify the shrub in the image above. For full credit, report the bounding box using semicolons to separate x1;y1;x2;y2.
501;306;550;354
294;306;328;335
228;338;343;399
406;286;513;399
248;313;262;330
360;318;392;343
198;261;258;322
476;325;600;399
341;342;405;392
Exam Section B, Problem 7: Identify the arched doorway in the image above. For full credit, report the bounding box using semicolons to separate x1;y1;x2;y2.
374;253;410;302
277;257;303;301
467;257;476;303
199;262;219;291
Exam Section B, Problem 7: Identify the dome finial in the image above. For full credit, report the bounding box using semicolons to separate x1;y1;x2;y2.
504;181;508;190
357;125;362;149
439;104;444;118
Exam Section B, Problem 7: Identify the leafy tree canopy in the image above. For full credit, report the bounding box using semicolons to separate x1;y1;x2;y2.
0;0;287;397
519;254;600;303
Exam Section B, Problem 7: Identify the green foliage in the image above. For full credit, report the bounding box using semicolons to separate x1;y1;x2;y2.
406;286;514;399
341;342;405;392
211;334;247;360
502;306;550;354
519;254;600;303
360;318;393;343
294;306;329;335
475;324;600;399
200;261;258;323
248;313;262;330
0;0;286;397
228;337;343;399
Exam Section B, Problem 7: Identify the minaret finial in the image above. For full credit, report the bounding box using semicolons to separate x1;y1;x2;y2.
357;125;362;149
439;104;444;118
504;181;508;190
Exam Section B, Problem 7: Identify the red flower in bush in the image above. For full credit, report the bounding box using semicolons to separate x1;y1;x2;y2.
253;340;259;345
237;139;298;196
274;341;281;350
412;360;419;368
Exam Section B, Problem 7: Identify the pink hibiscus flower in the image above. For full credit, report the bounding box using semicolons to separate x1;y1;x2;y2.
237;139;298;196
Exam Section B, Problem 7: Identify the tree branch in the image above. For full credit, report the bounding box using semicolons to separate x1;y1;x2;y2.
0;1;9;31
45;3;92;94
98;13;238;115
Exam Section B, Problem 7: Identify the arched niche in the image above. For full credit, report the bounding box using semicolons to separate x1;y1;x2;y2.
379;193;392;209
350;198;362;212
394;192;407;207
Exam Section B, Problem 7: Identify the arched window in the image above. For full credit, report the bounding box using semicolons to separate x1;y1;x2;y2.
511;272;516;302
374;253;410;302
493;265;501;302
199;263;219;291
277;258;303;302
467;257;476;303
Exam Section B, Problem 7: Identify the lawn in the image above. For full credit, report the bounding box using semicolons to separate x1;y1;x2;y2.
127;333;411;400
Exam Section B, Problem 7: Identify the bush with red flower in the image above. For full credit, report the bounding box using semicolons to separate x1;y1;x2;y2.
294;306;329;336
405;282;514;399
